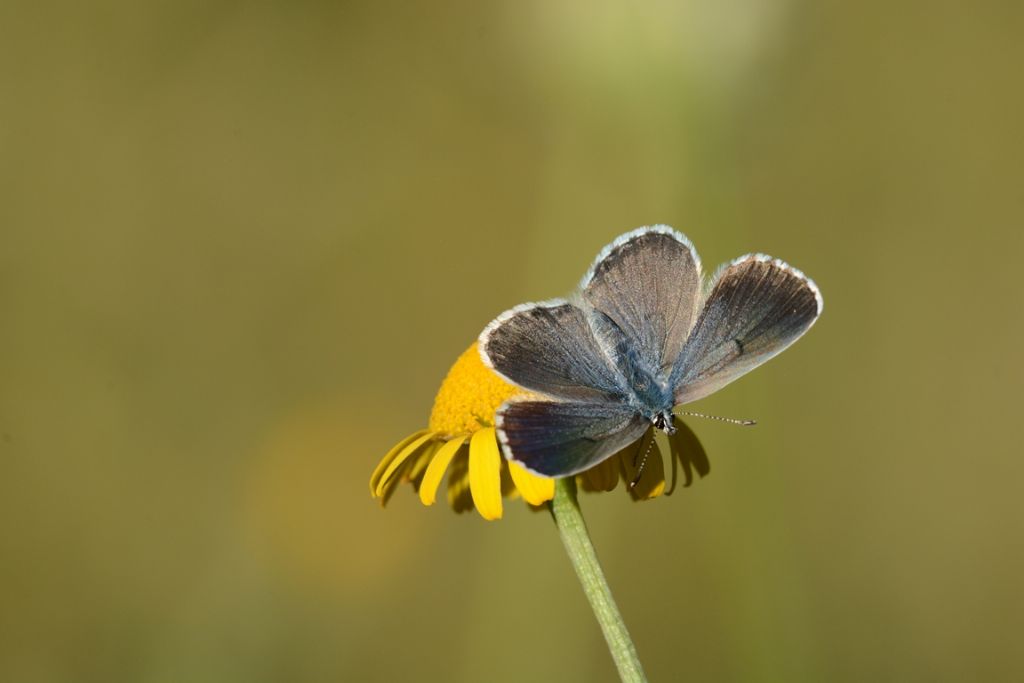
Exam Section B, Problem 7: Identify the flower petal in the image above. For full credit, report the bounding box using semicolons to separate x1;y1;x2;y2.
406;442;438;489
447;453;474;513
469;428;503;520
507;460;555;505
500;464;519;499
620;429;666;501
668;419;710;491
381;441;439;507
664;442;679;496
418;435;468;506
374;431;436;498
579;456;620;492
378;461;410;507
370;430;430;495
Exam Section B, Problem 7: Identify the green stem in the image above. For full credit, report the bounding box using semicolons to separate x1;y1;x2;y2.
550;477;648;683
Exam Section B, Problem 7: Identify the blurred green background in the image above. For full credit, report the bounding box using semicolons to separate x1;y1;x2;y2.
2;1;1022;681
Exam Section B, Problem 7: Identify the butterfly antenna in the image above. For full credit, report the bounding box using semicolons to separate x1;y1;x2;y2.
678;411;757;427
629;436;657;489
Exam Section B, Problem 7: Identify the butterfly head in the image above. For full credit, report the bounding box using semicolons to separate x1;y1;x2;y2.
652;410;676;436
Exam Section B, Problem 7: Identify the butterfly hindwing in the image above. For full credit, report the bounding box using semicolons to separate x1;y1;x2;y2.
496;399;649;478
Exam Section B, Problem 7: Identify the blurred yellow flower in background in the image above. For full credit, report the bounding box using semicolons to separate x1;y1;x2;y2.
370;343;710;520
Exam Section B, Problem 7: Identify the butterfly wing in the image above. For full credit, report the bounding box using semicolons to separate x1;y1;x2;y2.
480;299;628;401
496;399;648;477
581;226;703;378
671;255;822;405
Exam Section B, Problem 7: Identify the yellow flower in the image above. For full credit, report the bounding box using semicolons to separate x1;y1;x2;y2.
369;343;710;520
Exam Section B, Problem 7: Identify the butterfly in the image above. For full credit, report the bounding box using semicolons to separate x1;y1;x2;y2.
478;226;822;478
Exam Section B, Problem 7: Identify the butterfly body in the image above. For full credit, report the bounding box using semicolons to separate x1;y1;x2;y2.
594;320;675;424
613;353;676;434
480;227;821;478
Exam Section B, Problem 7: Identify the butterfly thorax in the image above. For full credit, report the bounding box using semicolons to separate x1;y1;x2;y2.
591;309;676;422
620;358;676;434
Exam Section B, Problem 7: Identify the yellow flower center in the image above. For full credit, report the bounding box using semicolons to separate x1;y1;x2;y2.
428;343;524;436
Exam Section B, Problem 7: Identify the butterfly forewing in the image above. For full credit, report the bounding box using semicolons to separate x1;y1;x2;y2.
480;300;627;401
670;255;822;405
582;227;702;379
